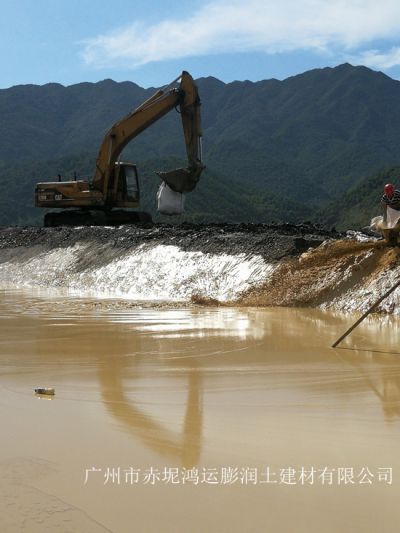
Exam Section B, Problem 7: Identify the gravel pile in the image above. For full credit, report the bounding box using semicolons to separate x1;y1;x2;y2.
0;222;342;263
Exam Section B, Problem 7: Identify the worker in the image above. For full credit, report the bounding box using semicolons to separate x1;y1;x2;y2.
382;183;400;222
381;183;400;246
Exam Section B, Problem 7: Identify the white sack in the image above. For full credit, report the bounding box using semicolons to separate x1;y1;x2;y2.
157;182;185;215
386;206;400;228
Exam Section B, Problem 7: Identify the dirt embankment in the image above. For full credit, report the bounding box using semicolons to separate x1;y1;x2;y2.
238;239;400;313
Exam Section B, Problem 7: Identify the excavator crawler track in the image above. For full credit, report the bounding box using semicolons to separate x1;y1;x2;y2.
44;210;152;227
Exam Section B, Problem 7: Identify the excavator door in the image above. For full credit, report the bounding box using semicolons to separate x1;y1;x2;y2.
114;162;140;207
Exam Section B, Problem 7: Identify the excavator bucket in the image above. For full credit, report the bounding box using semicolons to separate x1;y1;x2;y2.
156;164;203;193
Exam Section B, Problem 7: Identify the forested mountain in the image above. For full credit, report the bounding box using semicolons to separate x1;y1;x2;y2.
0;63;399;226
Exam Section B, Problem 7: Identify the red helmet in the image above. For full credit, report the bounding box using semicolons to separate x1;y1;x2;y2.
384;183;395;198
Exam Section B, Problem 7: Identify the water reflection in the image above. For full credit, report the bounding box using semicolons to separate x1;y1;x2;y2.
92;307;266;467
111;308;269;340
322;310;400;422
334;348;400;422
98;353;203;468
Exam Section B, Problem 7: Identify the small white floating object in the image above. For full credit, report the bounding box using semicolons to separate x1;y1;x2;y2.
35;388;55;396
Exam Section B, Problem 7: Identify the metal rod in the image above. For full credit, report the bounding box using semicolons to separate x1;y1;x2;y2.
332;278;400;348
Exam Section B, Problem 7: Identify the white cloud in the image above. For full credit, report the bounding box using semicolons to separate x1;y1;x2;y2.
81;0;400;68
354;47;400;69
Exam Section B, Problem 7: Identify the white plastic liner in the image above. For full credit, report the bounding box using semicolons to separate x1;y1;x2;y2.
0;243;273;301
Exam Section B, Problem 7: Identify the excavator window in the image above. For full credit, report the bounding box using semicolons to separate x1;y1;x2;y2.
123;165;139;202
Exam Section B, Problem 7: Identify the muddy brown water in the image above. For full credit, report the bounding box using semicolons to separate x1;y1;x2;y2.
1;289;400;532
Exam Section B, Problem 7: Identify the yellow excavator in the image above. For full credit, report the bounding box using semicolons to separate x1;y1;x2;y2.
35;71;204;226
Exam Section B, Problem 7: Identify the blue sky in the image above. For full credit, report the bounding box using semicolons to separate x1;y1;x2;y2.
2;0;400;89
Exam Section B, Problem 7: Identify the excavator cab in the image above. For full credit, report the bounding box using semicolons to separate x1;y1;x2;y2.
112;162;140;207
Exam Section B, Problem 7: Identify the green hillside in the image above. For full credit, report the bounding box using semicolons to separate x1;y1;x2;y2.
321;166;400;230
1;63;400;226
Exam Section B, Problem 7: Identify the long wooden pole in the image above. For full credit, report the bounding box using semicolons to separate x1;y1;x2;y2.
332;278;400;348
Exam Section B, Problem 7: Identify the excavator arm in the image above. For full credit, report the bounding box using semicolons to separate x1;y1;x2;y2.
93;70;204;200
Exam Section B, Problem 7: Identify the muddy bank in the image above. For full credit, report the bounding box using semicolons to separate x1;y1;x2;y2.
0;222;399;314
240;239;400;315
